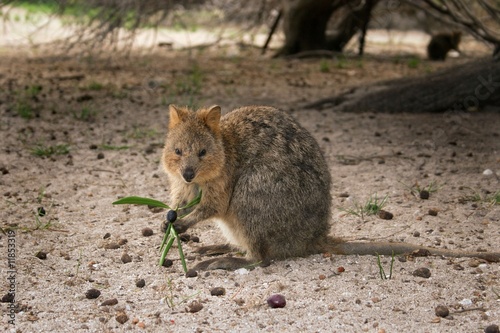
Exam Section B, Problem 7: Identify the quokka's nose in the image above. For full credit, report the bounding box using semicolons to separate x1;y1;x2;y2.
182;167;195;182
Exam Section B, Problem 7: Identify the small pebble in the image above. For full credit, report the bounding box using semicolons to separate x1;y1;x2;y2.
104;242;120;250
378;210;393;220
121;253;132;264
179;233;190;242
318;274;326;280
97;152;105;160
267;294;286;308
235;268;250;275
483;169;493;176
141;227;154;237
412;249;431;257
1;293;14;303
468;259;481;268
210;287;226;296
419;190;430;199
35;251;47;260
485;324;499;333
162;259;173;267
428;209;438;216
103;232;111;239
187;301;203;313
185;269;198;278
412;267;431;278
191;236;200;243
136;279;146;288
413;231;421;237
435;305;449;317
85;288;101;299
459;298;472;307
118;239;128;246
137;321;146;329
100;298;118;306
115;311;129;324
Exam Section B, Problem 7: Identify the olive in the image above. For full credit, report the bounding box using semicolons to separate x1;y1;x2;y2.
166;210;177;223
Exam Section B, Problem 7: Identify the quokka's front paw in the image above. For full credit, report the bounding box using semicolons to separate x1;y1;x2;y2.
172;222;189;234
160;220;169;233
160;220;190;234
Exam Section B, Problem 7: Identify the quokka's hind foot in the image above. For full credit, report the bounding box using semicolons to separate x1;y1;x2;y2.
192;257;267;271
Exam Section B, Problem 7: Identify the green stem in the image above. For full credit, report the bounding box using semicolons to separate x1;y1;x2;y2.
160;222;172;252
159;231;176;266
177;234;188;273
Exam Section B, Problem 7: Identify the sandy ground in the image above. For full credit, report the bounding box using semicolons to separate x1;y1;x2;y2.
0;16;499;333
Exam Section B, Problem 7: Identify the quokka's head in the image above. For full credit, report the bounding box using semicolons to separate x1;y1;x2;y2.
162;105;226;184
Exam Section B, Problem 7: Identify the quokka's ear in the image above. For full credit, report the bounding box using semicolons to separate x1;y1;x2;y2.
198;105;221;134
169;105;188;129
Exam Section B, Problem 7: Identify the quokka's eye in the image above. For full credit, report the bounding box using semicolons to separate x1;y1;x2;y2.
174;148;182;155
198;149;207;157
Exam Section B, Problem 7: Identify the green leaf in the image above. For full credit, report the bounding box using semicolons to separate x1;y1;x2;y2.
112;196;171;209
179;190;202;210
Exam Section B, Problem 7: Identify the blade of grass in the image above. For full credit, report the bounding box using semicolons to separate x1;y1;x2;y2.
113;196;171;209
376;253;386;280
389;251;395;279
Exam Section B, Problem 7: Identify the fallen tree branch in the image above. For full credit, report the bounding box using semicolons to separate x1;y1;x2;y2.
304;58;500;113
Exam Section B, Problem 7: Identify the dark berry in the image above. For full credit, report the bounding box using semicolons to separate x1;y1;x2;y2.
267;294;286;308
166;210;177;223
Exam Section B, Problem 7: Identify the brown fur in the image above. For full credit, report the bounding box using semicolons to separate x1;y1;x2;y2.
162;105;499;270
427;32;462;61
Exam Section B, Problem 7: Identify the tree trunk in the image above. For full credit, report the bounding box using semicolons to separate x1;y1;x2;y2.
304;58;500;113
275;0;380;57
